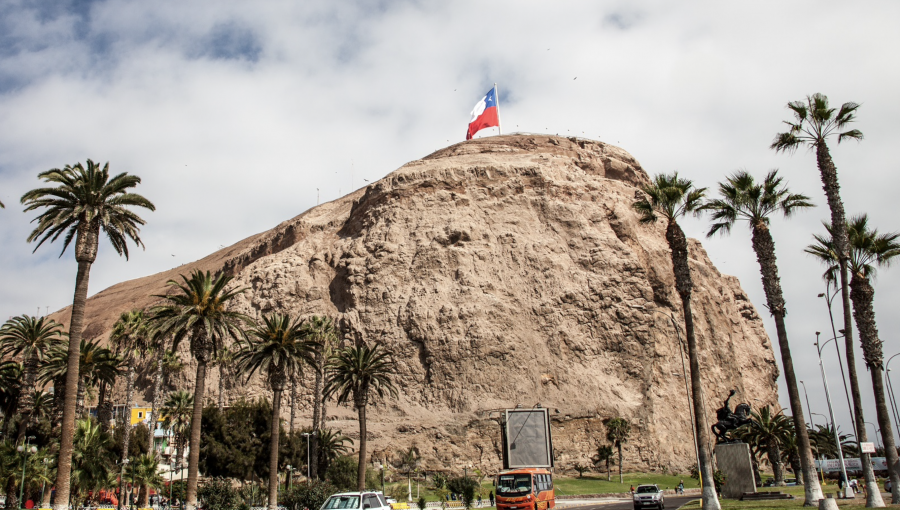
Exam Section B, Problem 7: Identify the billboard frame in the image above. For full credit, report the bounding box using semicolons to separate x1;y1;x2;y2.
501;408;554;469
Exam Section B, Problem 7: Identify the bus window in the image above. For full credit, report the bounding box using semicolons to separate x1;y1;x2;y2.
498;474;532;496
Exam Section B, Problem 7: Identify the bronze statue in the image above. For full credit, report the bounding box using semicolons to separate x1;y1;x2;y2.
711;389;753;443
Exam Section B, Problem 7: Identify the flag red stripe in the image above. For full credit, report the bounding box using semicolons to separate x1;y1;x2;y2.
466;106;499;140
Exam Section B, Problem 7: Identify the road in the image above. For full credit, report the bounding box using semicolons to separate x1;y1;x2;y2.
565;495;699;510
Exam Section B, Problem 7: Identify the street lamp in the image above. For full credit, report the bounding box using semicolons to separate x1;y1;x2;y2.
300;433;311;483
287;465;293;491
800;381;814;428
885;355;900;442
811;412;829;429
18;435;36;509
815;331;853;498
818;287;858;440
865;422;882;450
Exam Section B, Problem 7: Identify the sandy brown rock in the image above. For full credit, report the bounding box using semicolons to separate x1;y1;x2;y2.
52;135;779;475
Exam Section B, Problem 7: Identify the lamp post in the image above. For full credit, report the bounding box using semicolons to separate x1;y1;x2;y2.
800;381;814;428
169;462;176;505
819;287;858;440
885;355;900;443
815;332;853;498
287;465;293;491
40;457;48;505
811;413;829;429
865;422;882;450
18;435;36;509
301;432;311;483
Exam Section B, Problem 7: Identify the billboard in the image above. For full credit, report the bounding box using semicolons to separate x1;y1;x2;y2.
502;408;554;468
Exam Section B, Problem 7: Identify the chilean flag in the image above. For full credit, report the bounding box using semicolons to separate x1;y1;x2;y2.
466;86;501;140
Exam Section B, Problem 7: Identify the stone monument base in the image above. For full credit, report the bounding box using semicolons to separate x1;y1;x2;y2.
715;442;756;499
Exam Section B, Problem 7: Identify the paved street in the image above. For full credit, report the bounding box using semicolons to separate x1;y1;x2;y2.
562;495;699;510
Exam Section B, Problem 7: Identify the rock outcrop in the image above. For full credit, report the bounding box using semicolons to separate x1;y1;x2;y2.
54;135;779;474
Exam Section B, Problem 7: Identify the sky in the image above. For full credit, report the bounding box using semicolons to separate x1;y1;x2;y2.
1;0;899;446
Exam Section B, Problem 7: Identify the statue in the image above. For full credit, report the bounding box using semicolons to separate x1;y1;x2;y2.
711;389;753;443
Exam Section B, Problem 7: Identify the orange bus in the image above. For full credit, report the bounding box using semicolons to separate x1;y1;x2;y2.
495;468;555;510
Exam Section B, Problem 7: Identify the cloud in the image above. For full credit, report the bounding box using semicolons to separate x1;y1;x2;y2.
1;0;899;440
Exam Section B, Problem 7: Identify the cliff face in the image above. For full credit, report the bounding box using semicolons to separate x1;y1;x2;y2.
58;135;779;474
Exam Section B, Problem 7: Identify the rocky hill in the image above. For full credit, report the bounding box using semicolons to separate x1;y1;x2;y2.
53;134;779;475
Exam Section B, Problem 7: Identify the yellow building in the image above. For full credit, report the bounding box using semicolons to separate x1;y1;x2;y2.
131;406;154;426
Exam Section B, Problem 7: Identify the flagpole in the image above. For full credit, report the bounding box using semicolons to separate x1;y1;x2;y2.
494;83;502;135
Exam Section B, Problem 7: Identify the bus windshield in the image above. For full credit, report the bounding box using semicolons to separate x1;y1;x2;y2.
497;474;532;496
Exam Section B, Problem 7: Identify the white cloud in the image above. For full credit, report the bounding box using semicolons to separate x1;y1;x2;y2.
1;0;899;441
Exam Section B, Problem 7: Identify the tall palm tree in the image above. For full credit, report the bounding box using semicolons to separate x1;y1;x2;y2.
235;313;314;510
700;169;822;502
160;390;193;466
632;173;720;510
303;315;339;480
149;270;248;510
20;159;154;509
0;315;64;442
145;331;170;454
325;343;397;491
807;215;900;501
110;309;151;510
212;345;236;411
769;94;880;505
604;418;630;484
127;453;164;507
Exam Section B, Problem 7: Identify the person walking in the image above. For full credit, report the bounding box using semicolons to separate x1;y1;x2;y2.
678;481;685;495
489;491;494;507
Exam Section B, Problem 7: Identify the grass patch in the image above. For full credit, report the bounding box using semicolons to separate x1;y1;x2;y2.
554;474;697;495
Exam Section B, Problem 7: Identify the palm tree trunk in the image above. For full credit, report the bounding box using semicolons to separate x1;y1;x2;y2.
218;364;225;411
850;275;900;503
617;443;623;484
768;443;785;486
98;379;114;434
750;222;823;503
311;350;325;480
118;362;136;510
814;142;883;507
5;477;19;510
185;357;208;510
15;354;38;443
52;251;94;510
356;397;367;491
268;388;283;510
290;376;297;434
149;353;164;454
666;220;720;510
140;484;149;507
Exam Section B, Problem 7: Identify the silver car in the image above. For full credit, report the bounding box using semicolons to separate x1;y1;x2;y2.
633;485;664;510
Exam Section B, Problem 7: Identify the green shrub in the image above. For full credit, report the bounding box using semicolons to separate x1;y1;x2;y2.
447;477;477;510
198;477;242;510
325;455;379;491
282;479;339;510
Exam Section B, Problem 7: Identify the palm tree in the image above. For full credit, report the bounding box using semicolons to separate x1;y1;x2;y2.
769;94;881;505
593;445;614;482
604;418;630;484
127;453;164;507
212;345;236;411
807;215;900;501
396;446;420;501
743;407;792;486
303;315;339;480
70;418;116;506
700;169;822;502
325;343;398;491
312;428;352;476
160;390;193;466
808;424;856;460
149;269;248;510
110;309;151;510
0;362;22;435
632;173;719;509
145;331;170;454
39;338;120;418
0;315;64;442
235;313;314;510
20;159;154;509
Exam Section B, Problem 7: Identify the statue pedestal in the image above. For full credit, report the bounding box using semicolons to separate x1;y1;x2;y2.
715;443;756;499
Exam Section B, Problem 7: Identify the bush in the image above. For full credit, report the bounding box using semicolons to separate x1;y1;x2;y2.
431;473;447;490
198;477;242;510
325;456;378;492
418;496;427;510
282;479;339;510
447;477;477;510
